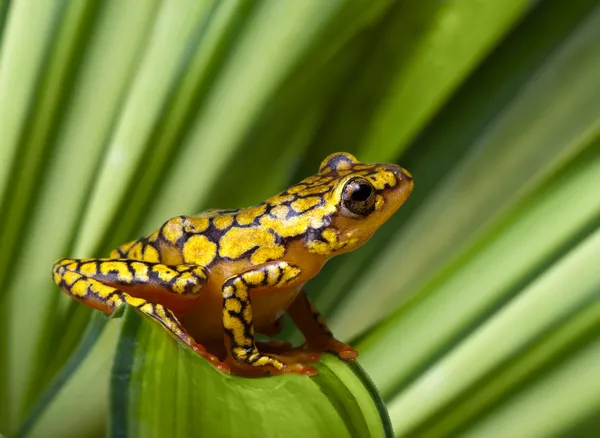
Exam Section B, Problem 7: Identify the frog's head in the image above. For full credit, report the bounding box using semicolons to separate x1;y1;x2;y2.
315;152;413;255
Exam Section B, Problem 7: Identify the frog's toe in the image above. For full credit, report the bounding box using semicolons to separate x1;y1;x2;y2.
284;363;318;376
266;360;318;377
309;339;358;360
336;344;359;360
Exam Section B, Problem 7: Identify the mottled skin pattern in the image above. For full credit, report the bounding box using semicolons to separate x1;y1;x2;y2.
53;153;413;376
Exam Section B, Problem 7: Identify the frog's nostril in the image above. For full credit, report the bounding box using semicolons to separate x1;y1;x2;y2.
390;166;412;182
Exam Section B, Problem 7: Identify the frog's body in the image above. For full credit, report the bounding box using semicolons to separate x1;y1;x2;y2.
53;153;413;376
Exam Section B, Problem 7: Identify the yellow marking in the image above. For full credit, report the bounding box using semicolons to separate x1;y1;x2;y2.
192;266;208;279
316;175;333;184
172;272;203;295
270;205;289;219
235;205;266;226
226;299;242;313
172;275;190;294
242;270;265;286
253;356;271;367
259;203;334;239
233;277;247;290
151;265;178;282
279;265;301;284
79;262;98;276
308;228;357;255
369;170;396;190
108;295;123;307
53;272;61;284
321;228;337;243
130;262;149;281
287;185;307;194
100;261;133;282
233;347;251;357
243;305;252;324
223;285;235;297
183;234;217;266
156;305;167;320
116;240;136;255
62;271;81;286
141;303;154;313
265;193;295;205
252;245;285;265
307;240;330;255
374;194;384;211
162;217;184;244
126;296;145;307
71;279;88;297
265;265;281;285
213;215;233;230
143;245;160;262
224;311;250;347
291;196;321;213
128;243;143;260
297;185;330;196
90;280;115;298
219;227;284;265
302;176;319;184
187;217;209;233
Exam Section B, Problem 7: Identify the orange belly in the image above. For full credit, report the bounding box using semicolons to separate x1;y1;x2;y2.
180;284;301;342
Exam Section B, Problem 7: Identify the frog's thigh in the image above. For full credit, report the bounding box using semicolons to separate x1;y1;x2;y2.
52;258;208;346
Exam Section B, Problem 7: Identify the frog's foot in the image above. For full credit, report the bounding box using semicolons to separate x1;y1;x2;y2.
275;340;357;363
324;339;359;360
314;339;359;360
226;351;318;377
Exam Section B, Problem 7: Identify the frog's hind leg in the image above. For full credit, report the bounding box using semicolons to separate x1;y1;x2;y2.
287;290;358;360
52;258;226;370
222;261;318;376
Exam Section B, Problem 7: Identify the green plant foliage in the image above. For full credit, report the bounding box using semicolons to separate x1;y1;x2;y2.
20;308;390;438
1;0;600;436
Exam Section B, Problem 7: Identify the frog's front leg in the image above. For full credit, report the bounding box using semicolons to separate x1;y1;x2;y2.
52;258;224;368
288;290;358;360
222;261;317;376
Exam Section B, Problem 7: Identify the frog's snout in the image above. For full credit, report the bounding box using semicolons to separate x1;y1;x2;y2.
389;165;414;192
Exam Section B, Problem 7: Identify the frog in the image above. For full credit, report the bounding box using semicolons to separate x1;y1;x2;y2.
52;152;413;376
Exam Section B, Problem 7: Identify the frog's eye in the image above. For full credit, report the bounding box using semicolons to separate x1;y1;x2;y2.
341;177;376;217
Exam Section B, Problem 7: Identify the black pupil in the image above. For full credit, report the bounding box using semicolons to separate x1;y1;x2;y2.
352;183;372;201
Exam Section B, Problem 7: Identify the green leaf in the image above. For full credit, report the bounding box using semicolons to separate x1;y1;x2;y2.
114;307;391;438
21;307;391;438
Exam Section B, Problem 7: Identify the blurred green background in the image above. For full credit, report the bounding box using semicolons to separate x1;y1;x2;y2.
1;0;600;436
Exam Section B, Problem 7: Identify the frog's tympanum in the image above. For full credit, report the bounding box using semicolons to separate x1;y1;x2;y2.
53;153;413;376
